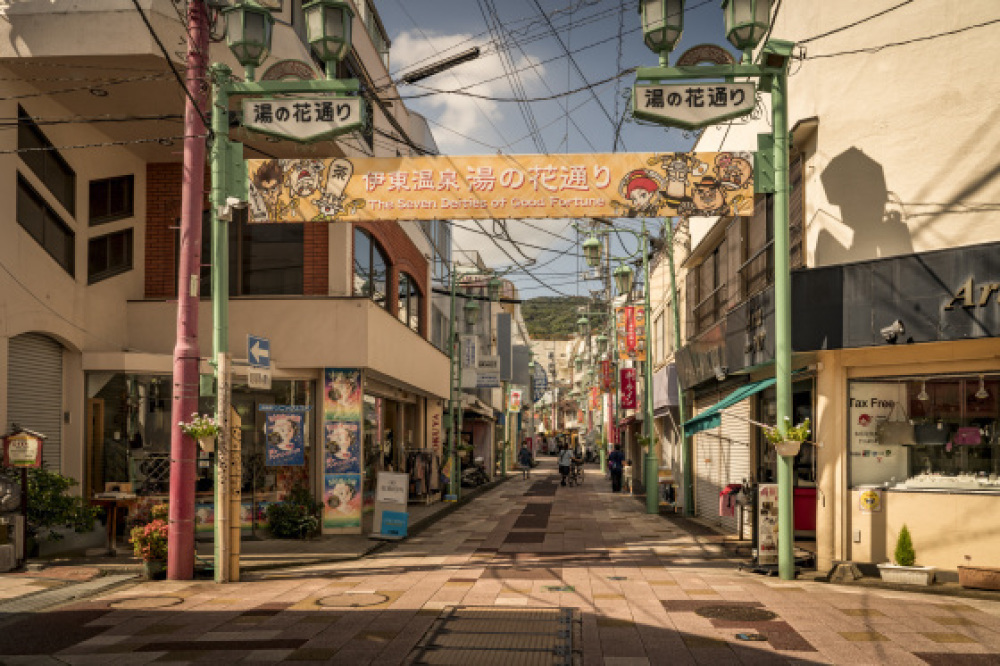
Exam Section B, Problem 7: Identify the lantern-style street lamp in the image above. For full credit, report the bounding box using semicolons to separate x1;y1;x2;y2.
488;278;503;302
582;235;602;268
640;0;684;63
303;0;354;77
577;316;589;336
463;297;480;327
722;0;771;58
595;334;608;354
223;0;274;78
613;264;634;297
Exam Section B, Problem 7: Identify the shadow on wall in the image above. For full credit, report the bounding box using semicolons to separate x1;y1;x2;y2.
816;147;914;265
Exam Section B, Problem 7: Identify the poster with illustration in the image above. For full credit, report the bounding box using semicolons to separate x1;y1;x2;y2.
325;421;360;473
265;412;305;466
323;473;361;529
324;368;362;421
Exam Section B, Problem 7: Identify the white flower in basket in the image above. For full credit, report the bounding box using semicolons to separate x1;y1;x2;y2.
178;413;221;452
763;417;811;457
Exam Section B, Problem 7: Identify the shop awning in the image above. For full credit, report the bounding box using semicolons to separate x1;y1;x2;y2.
682;376;777;435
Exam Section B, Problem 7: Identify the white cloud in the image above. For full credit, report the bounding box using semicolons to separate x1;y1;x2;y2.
392;30;546;155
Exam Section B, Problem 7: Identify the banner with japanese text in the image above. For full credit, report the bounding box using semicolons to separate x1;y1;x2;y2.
616;306;647;362
600;359;615;392
620;368;637;410
245;152;754;222
589;386;600;411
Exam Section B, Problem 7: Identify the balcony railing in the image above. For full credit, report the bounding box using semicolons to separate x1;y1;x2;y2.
739;240;774;300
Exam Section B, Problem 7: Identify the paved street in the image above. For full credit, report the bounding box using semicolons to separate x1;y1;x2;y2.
2;459;1000;665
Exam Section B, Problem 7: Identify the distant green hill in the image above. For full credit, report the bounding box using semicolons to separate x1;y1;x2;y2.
522;296;608;339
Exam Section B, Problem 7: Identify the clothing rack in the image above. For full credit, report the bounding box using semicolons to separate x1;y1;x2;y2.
404;449;440;505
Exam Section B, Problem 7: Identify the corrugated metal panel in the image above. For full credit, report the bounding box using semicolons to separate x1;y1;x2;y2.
7;333;63;471
694;389;751;534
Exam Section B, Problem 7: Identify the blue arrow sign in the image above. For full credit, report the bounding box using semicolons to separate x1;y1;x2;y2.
248;335;270;369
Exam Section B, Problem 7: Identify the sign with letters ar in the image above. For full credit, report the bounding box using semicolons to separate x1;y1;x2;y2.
243;97;363;143
633;82;756;130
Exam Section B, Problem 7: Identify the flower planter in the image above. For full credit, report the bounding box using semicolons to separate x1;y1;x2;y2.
141;559;166;580
198;436;216;453
877;563;935;586
958;566;1000;591
774;440;802;457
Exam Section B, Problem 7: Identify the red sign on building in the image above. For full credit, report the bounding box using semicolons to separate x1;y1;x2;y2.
620;368;637;409
600;360;615;392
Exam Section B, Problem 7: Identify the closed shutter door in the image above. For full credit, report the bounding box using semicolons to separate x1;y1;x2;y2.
694;391;752;535
7;333;63;471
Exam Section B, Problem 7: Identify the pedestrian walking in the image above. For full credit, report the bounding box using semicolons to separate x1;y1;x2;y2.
608;444;624;493
558;443;574;486
518;441;533;479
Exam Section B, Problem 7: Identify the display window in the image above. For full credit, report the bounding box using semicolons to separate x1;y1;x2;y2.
848;374;1000;491
86;372;314;532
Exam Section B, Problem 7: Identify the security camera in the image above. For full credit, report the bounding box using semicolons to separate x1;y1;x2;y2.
714;365;728;382
880;319;905;343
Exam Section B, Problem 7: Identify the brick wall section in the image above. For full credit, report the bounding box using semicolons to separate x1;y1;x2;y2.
145;163;184;299
303;223;328;295
353;220;430;339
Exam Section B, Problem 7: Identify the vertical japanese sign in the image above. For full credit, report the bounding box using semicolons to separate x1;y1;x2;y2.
620;368;637;410
589;386;600;411
509;389;523;412
757;483;779;565
428;402;443;459
601;360;615;393
616;307;647;362
323;368;362;532
460;334;478;389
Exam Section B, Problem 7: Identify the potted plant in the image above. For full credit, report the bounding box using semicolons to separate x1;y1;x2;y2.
178;413;221;453
129;503;168;579
763;417;811;457
877;524;935;585
0;465;99;556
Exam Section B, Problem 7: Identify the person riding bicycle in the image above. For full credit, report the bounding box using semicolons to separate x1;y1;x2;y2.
557;443;575;486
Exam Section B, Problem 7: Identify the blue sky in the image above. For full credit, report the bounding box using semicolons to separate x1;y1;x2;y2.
376;0;741;299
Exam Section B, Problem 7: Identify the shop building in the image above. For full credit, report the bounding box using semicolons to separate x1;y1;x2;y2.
0;1;450;541
668;0;1000;573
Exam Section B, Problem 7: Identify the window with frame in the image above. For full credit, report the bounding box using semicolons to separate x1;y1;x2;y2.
89;175;134;225
16;174;75;275
353;227;389;308
174;211;303;296
88;228;133;284
397;271;422;333
18;106;76;216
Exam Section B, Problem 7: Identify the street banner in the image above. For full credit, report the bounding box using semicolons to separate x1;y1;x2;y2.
620;368;637;410
601;359;615;392
264;410;305;467
589;386;600;411
509;389;523;412
617;306;647;362
323;368;363;533
245;152;754;222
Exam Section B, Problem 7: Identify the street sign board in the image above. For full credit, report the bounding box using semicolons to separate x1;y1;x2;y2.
248;367;272;390
632;82;756;130
532;365;548;394
248;335;270;369
243;97;364;143
477;355;500;388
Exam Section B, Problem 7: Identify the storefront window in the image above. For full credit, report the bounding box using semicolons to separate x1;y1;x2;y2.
757;380;815;486
848;375;1000;491
87;372;314;530
353;227;389;309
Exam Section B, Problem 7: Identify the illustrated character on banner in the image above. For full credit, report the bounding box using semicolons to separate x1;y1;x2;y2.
283;159;326;218
714;152;754;191
612;168;666;218
327;478;357;513
690;176;733;217
268;415;299;453
649;153;708;215
250;159;293;222
313;158;366;221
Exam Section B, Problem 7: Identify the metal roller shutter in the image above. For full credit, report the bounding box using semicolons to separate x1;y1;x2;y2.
7;333;63;471
694;389;752;534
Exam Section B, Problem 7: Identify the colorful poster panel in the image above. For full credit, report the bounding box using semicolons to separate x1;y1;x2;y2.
325;421;360;473
265;411;305;466
323;473;361;529
324;368;362;421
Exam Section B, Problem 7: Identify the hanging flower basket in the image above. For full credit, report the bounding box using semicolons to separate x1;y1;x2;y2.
774;440;802;457
762;417;811;458
198;435;216;453
179;413;221;453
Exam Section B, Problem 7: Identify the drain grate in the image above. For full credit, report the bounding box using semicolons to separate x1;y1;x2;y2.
695;605;777;622
407;606;580;665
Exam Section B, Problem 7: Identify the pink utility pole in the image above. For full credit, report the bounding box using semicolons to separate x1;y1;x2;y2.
168;0;210;580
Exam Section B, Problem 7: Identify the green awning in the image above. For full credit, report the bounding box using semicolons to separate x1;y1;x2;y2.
683;376;777;435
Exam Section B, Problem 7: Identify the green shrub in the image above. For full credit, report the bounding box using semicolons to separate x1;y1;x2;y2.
894;524;916;567
0;466;98;541
266;484;319;539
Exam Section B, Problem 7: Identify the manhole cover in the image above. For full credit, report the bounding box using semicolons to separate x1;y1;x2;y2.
695;605;777;622
109;596;184;609
317;592;389;608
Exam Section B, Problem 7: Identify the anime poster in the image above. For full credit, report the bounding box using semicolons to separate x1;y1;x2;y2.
324;368;362;420
324;421;360;474
323;473;361;529
265;411;305;467
245;152;754;223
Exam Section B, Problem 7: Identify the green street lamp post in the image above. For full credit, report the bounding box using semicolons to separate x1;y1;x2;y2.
635;0;797;579
208;0;362;583
580;221;658;515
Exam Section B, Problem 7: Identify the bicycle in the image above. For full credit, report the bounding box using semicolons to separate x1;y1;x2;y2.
567;460;585;486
